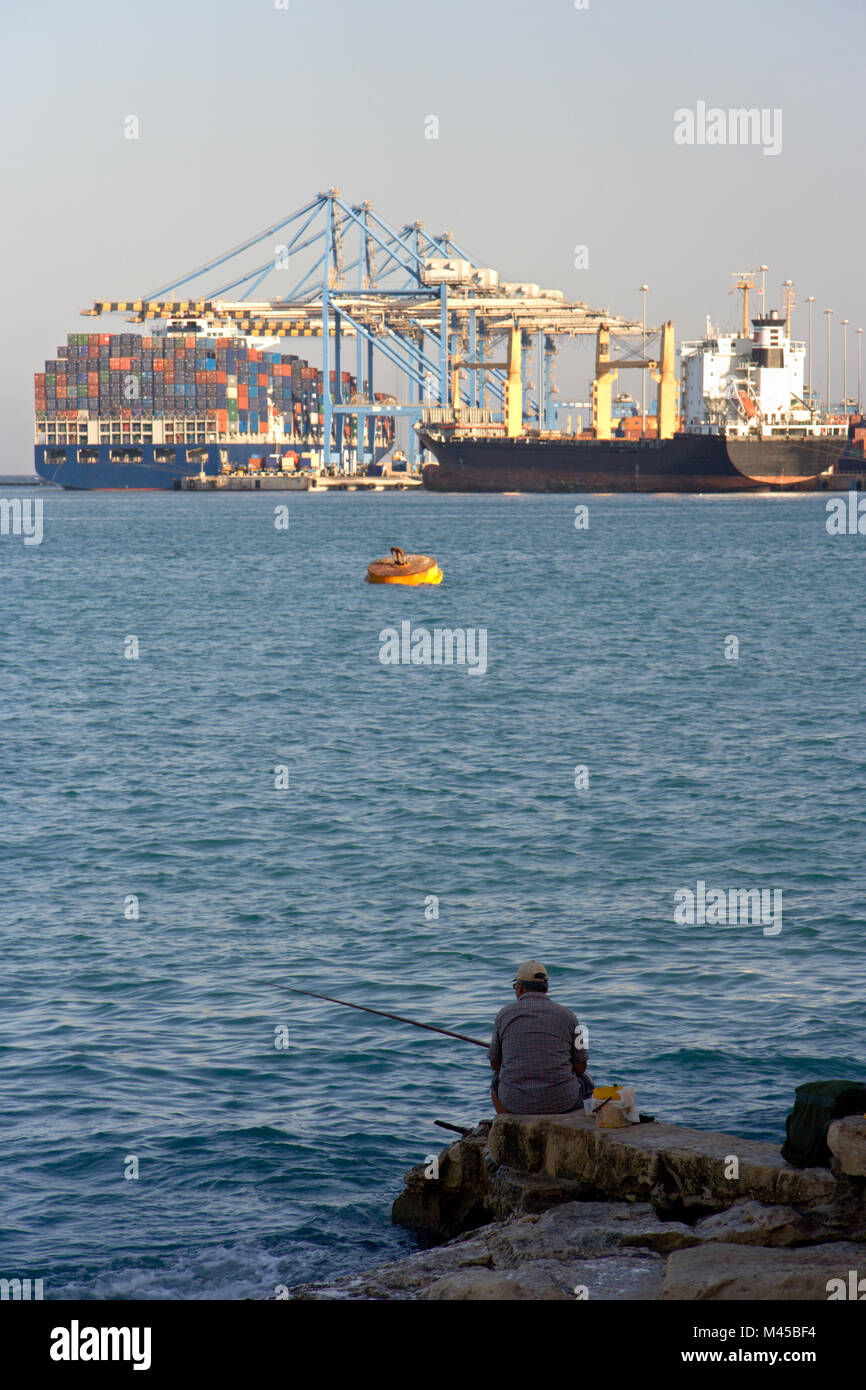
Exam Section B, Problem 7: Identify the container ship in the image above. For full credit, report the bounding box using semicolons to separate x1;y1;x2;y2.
420;311;864;492
34;327;395;490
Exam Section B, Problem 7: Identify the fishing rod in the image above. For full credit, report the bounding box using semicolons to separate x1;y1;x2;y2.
286;987;490;1048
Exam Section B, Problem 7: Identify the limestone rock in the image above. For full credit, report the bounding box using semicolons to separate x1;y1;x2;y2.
662;1240;866;1301
426;1252;664;1302
296;1234;496;1300
360;1112;864;1300
391;1132;492;1242
298;1200;677;1300
693;1199;814;1247
807;1181;866;1244
566;1253;666;1301
488;1165;590;1218
485;1200;697;1262
488;1114;838;1215
827;1116;866;1178
426;1262;574;1301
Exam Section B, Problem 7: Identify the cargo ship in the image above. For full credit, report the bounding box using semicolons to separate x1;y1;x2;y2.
34;327;395;490
420;310;862;492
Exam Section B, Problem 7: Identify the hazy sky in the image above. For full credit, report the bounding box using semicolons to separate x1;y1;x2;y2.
2;0;864;471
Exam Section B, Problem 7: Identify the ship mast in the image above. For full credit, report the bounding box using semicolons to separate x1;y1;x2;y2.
730;271;756;337
781;280;796;338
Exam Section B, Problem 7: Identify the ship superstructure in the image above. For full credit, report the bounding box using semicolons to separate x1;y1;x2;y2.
680;310;847;443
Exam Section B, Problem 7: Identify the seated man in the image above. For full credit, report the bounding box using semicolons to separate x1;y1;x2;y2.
488;960;593;1115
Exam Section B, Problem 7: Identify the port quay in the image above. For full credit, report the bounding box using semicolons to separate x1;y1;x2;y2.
34;186;648;492
34;187;865;495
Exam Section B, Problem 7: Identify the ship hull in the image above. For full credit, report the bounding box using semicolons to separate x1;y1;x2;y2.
35;442;303;490
419;431;854;493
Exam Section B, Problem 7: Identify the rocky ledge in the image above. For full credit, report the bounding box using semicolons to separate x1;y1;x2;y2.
293;1113;866;1300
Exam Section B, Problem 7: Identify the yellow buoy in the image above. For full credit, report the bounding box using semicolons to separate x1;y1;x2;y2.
366;546;443;585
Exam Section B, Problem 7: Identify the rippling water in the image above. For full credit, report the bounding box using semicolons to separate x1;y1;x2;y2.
1;487;863;1298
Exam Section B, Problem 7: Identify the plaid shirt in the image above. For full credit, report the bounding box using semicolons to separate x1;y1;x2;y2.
488;992;588;1114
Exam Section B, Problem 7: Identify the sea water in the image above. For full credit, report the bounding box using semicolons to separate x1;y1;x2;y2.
1;488;863;1297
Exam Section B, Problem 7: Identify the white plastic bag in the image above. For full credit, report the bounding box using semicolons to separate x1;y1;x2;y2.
617;1085;640;1123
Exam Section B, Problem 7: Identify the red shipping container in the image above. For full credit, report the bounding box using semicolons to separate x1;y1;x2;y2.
216;371;226;384
99;333;111;346
142;337;153;349
185;335;195;348
110;358;120;370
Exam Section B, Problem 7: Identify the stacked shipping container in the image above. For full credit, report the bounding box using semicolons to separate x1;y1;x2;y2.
34;332;396;448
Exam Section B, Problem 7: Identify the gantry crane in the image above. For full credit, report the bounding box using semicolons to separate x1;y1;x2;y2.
82;189;650;466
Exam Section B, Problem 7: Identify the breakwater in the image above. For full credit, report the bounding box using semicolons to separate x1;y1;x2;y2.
294;1113;866;1300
